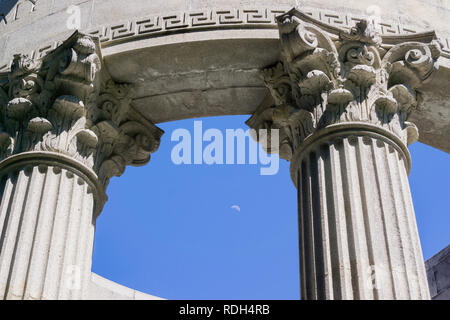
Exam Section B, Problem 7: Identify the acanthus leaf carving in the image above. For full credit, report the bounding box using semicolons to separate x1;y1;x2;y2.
247;8;441;160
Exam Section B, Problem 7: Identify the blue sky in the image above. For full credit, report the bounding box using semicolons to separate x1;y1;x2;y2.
92;115;450;300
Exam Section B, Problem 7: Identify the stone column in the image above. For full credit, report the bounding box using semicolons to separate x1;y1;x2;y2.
291;124;429;299
0;152;99;300
247;8;442;300
0;32;163;299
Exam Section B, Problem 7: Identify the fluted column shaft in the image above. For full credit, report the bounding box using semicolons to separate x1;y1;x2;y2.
0;153;102;300
292;125;429;300
0;31;163;300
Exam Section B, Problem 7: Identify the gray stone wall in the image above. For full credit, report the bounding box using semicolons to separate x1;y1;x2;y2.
426;245;450;300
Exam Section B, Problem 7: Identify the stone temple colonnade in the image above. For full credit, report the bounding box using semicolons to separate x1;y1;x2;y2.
0;0;449;300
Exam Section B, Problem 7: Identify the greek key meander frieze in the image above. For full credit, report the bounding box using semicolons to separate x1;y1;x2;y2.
1;6;450;72
0;31;163;213
87;8;287;45
246;8;441;161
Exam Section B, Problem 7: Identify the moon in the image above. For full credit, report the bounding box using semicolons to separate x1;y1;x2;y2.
231;205;241;212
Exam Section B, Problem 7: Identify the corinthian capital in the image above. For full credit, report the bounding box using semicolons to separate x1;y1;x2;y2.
247;8;442;161
0;31;163;215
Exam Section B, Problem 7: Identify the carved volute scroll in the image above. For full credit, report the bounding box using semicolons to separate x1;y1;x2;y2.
0;31;163;215
246;8;442;161
246;8;440;301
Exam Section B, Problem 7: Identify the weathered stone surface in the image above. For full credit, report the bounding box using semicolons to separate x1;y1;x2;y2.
426;245;450;300
247;9;440;161
409;68;450;153
106;37;281;123
0;164;96;299
87;273;164;300
293;132;429;299
0;1;449;153
0;0;448;300
247;8;435;299
0;32;163;198
0;31;163;300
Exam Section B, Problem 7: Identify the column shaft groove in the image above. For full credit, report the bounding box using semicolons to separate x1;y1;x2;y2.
0;165;95;300
296;134;429;300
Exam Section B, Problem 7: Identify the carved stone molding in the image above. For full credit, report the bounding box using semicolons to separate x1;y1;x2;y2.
246;8;437;300
247;8;442;161
0;31;164;215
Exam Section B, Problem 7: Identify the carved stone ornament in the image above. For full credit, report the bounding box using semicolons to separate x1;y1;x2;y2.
246;8;442;161
0;31;163;214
